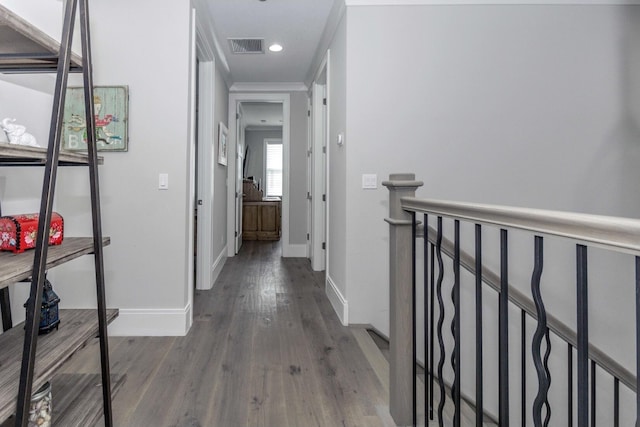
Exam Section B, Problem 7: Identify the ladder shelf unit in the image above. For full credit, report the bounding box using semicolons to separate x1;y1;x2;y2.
0;1;117;426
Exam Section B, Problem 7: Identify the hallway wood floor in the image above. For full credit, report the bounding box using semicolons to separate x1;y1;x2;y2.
61;241;394;427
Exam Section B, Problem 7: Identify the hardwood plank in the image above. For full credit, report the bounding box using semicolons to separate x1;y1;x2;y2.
276;291;333;427
0;144;103;166
0;309;118;423
52;373;125;426
61;241;394;426
0;237;111;290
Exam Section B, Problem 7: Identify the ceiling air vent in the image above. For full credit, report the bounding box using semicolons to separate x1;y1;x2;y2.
228;38;264;54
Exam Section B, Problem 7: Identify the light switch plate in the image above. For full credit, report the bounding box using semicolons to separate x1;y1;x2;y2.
362;174;377;189
159;173;169;190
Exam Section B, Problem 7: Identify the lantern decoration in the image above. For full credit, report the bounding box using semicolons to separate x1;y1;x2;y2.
24;277;60;334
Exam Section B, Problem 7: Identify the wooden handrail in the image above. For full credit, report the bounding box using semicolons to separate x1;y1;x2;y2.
403;196;640;256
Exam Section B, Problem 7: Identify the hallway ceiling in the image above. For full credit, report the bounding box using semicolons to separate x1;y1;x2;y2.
241;102;283;128
195;0;337;88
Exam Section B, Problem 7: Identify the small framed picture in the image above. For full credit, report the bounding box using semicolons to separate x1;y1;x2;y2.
62;85;129;152
218;122;228;166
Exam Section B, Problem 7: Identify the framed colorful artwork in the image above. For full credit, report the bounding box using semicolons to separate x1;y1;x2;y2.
62;85;128;152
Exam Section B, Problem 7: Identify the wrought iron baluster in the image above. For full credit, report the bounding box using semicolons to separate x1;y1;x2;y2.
522;309;526;427
436;217;446;427
411;213;417;427
475;224;483;427
614;377;619;427
591;361;596;427
451;220;461;427
532;236;550;427
543;329;552;427
636;256;640;427
430;241;435;421
423;214;429;426
577;244;589;427
499;229;510;426
568;344;574;427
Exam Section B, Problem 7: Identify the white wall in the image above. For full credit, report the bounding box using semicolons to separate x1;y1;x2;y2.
245;128;282;184
289;91;310;246
326;12;349;316
47;0;193;335
212;62;229;267
338;4;640;424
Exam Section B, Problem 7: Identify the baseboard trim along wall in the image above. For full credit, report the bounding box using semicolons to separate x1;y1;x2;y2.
326;275;348;326
211;245;227;287
283;243;308;258
108;303;192;337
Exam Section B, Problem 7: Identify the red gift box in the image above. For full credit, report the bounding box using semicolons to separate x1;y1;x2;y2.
0;213;64;253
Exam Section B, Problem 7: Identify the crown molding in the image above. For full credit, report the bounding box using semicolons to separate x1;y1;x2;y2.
306;0;347;87
345;0;640;4
229;82;308;93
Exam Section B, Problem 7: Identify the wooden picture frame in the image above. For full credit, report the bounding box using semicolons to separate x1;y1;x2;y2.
218;122;228;166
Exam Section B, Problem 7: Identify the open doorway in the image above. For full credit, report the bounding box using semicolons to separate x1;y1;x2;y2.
240;103;283;245
228;94;291;257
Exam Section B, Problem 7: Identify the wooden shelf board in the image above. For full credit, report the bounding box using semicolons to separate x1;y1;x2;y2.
0;237;110;290
0;144;103;166
0;5;82;72
0;309;119;423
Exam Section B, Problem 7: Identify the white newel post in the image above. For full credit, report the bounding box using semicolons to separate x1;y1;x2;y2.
383;173;423;427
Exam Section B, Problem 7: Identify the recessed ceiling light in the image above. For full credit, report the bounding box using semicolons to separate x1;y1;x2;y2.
268;43;283;53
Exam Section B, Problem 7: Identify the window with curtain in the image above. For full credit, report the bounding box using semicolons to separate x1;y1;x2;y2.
265;140;283;197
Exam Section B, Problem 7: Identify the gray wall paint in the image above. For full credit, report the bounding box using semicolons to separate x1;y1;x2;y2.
289;92;310;245
0;78;57;328
44;0;192;315
328;12;348;300
337;4;640;423
213;61;229;261
245;129;282;185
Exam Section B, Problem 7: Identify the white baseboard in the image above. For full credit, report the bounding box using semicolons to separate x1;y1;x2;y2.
108;303;192;337
211;245;227;287
326;275;348;325
196;245;227;290
283;243;308;258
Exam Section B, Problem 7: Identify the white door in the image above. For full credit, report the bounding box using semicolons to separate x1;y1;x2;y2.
311;82;327;271
195;61;215;290
235;103;245;253
306;97;313;260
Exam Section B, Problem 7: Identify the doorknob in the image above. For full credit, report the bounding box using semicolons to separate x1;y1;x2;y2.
197;200;203;205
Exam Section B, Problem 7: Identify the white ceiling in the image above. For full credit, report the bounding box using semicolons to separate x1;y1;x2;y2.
195;0;338;88
241;102;283;128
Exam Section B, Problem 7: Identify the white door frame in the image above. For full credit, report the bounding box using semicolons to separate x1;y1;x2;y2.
310;52;329;272
227;93;291;257
193;7;216;291
234;103;245;253
194;60;215;290
306;95;313;261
